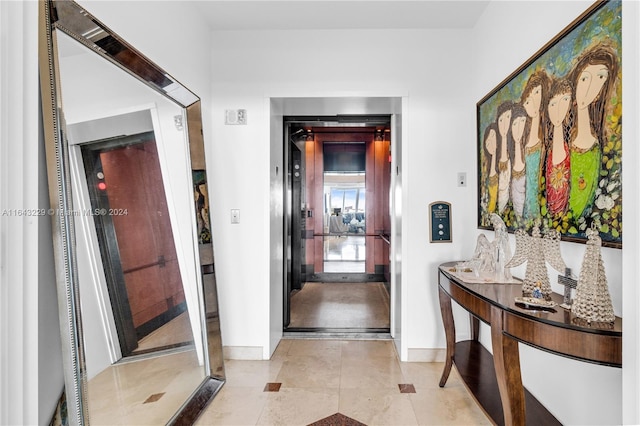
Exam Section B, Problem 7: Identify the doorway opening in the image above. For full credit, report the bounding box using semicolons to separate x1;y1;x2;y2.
284;116;392;333
81;132;195;357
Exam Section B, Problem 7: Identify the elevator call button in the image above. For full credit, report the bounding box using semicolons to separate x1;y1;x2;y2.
429;201;451;243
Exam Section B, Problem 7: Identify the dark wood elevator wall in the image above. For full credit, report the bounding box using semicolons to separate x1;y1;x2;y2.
101;141;186;330
304;128;391;275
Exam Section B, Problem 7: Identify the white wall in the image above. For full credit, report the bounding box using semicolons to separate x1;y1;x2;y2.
1;1;62;424
621;1;640;423
208;28;478;359
473;1;638;424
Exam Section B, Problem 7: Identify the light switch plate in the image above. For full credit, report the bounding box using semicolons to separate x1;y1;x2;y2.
457;172;467;187
231;209;240;224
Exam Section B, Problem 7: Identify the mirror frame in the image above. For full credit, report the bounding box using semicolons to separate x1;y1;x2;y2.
38;1;224;424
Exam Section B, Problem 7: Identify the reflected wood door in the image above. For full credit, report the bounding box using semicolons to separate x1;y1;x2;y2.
83;133;186;356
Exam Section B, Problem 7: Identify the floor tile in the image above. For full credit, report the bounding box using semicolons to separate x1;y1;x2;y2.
256;388;340;426
341;340;397;359
339;387;419;426
86;337;490;426
410;385;491;425
286;339;343;357
277;354;342;389
195;386;267;426
289;283;390;329
308;412;367;426
398;361;447;389
223;359;284;388
340;355;405;390
270;339;293;360
398;384;416;393
263;382;282;392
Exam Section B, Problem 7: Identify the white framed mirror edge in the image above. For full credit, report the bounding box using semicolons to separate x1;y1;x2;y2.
38;1;224;424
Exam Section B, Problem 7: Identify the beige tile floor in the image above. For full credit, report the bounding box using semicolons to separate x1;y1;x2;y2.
289;283;390;329
197;339;491;425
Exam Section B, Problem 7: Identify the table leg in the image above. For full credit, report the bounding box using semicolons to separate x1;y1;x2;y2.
470;315;480;341
438;287;455;387
491;305;525;426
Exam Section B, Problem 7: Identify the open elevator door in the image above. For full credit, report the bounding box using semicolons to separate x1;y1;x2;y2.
284;116;392;332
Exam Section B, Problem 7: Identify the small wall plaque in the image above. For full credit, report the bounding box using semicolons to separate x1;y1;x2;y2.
429;201;451;243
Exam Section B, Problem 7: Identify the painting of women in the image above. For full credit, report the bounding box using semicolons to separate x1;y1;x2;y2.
476;0;621;245
509;104;527;221
521;70;550;221
483;123;499;214
496;102;513;214
545;78;573;216
568;44;619;219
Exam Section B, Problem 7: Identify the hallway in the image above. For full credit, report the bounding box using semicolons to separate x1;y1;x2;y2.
196;339;490;425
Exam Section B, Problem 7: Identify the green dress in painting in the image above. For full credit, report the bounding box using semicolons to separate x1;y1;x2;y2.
523;142;542;221
569;144;600;219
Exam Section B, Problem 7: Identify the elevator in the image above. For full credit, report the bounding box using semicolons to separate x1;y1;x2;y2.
284;115;392;332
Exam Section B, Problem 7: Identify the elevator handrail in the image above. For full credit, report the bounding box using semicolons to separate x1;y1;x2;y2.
313;232;391;244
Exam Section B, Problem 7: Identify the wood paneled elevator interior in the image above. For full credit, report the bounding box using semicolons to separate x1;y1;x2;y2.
284;116;392;333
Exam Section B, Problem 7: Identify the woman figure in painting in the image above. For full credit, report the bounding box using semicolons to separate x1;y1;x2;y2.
496;101;514;214
195;183;211;244
509;104;528;222
521;70;550;221
483;123;499;214
545;78;573;216
567;44;618;219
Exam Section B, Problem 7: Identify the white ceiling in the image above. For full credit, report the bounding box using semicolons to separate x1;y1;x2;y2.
191;1;491;31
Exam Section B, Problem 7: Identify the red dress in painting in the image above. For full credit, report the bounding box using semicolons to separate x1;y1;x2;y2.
545;142;570;216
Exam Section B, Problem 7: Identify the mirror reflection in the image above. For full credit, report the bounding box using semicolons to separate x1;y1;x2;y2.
40;1;225;423
58;28;206;423
80;130;195;357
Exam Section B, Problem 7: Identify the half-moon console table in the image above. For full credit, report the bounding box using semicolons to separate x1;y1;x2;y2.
437;262;622;426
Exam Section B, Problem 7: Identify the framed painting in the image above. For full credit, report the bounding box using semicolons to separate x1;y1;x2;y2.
477;0;622;248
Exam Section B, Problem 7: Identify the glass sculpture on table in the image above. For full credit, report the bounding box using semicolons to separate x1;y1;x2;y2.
491;213;513;282
472;234;494;275
471;214;513;282
506;222;566;299
571;226;615;323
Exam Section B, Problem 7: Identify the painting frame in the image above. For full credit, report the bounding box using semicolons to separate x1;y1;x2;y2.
476;0;622;248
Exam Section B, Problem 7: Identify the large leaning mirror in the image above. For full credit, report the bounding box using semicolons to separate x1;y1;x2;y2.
39;1;225;424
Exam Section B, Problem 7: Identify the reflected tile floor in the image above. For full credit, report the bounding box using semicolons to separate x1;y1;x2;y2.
134;311;194;353
88;349;205;425
197;339;490;425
